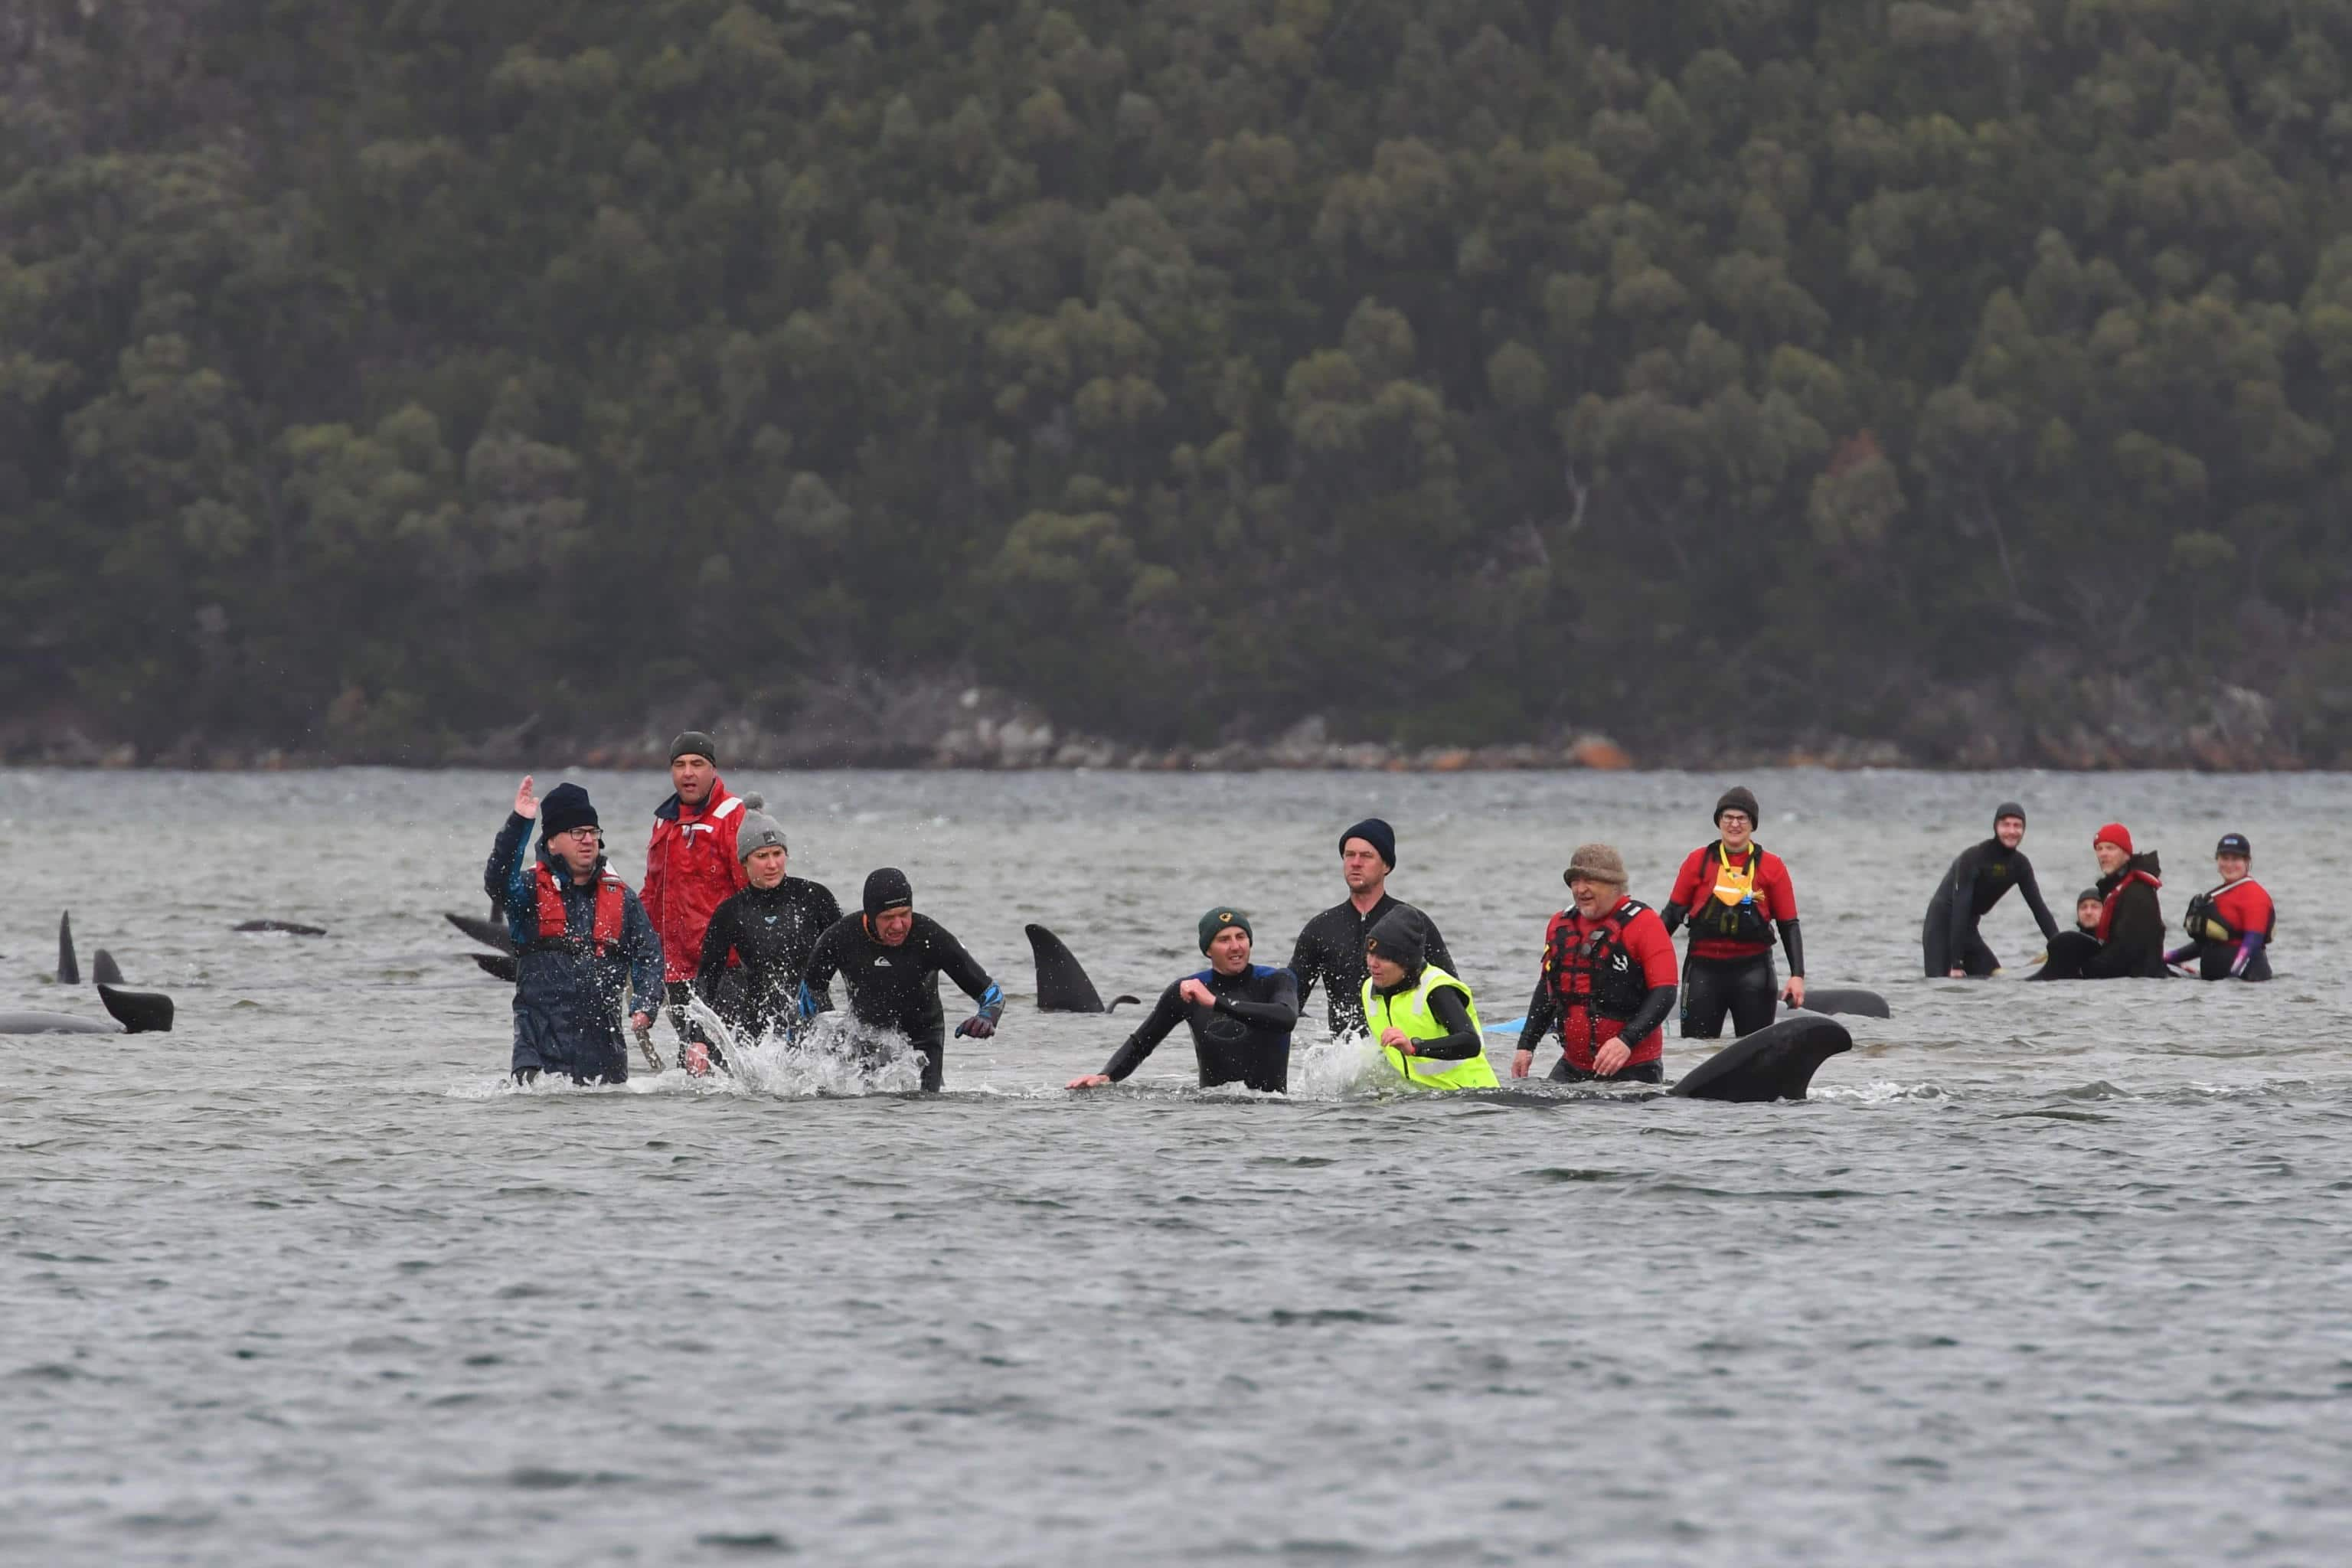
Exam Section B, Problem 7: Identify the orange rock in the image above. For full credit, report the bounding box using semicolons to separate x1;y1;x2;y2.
1569;737;1633;770
1429;749;1471;772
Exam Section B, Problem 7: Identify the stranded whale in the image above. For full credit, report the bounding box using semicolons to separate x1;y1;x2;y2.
1024;925;1138;1014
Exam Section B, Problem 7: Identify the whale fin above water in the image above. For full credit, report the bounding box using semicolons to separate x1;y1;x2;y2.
91;949;126;987
469;953;519;983
57;913;79;986
234;920;328;936
1785;986;1891;1020
98;984;173;1034
1026;924;1109;1013
1106;994;1140;1013
444;912;517;955
1670;1014;1851;1102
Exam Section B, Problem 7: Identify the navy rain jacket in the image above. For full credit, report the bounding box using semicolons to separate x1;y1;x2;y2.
485;812;664;1083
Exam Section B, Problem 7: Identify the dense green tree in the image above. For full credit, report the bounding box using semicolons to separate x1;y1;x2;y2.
6;0;2352;757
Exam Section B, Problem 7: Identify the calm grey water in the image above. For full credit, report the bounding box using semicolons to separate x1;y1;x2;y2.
4;768;2348;1566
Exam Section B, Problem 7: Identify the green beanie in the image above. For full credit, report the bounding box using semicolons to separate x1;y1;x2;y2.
1197;906;1253;952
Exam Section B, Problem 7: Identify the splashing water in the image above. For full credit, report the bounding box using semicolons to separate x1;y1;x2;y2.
1288;1028;1394;1099
684;993;927;1096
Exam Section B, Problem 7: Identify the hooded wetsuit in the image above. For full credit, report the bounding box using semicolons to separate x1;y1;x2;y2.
1923;838;2060;976
802;913;1002;1090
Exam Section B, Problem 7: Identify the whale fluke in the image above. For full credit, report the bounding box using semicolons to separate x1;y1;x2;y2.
0;1010;119;1035
91;949;126;987
97;984;173;1034
57;913;78;985
1670;1014;1851;1102
234;920;328;936
444;912;517;954
1026;923;1112;1012
1785;986;1890;1020
469;953;519;983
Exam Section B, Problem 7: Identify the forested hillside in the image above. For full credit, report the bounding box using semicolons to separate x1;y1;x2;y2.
7;1;2352;763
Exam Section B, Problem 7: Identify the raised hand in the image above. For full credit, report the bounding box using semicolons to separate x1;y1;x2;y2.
514;775;539;819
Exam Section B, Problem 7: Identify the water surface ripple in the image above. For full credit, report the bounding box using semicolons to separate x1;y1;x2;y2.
4;769;2347;1565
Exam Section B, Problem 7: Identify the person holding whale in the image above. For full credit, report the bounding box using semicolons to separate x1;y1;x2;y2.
1659;787;1804;1037
1289;818;1456;1037
692;802;841;1045
1067;909;1300;1093
2029;823;2167;980
801;868;1005;1092
2166;832;2274;982
486;776;664;1085
1513;844;1678;1084
1922;802;2060;977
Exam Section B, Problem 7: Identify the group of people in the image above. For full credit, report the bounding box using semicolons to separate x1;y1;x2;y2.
482;734;2280;1093
1922;805;2277;984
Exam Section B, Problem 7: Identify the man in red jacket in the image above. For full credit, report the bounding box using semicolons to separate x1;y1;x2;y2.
1513;843;1679;1083
642;730;749;1060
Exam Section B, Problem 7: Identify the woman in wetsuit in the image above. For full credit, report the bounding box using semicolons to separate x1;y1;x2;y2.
1659;786;1804;1038
2165;832;2275;982
692;805;841;1047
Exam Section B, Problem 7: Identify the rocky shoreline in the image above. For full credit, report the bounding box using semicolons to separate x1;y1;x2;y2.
1;675;2321;773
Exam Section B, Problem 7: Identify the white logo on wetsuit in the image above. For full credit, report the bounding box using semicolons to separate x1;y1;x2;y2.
874;956;891;966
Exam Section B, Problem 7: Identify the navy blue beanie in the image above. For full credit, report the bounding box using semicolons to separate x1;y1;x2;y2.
1338;818;1396;871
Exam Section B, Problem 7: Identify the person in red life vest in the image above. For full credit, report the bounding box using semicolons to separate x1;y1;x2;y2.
642;730;750;1060
1511;844;1678;1084
485;776;662;1085
1658;786;1805;1037
2166;832;2274;982
2030;823;2167;980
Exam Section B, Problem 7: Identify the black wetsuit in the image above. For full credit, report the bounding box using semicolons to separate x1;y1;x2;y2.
1097;964;1300;1092
1290;894;1455;1035
802;913;1004;1090
1922;838;2059;976
693;877;841;1042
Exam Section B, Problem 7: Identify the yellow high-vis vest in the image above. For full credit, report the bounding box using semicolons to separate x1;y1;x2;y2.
1360;963;1500;1090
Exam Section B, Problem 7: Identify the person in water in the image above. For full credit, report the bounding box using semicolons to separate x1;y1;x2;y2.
691;802;841;1054
1361;906;1498;1089
1289;818;1456;1037
2030;824;2166;980
1513;844;1678;1084
485;776;663;1085
1067;909;1300;1093
2166;832;2274;982
1922;802;2060;977
642;731;750;1060
1659;787;1805;1037
801;868;1004;1092
2074;890;2105;936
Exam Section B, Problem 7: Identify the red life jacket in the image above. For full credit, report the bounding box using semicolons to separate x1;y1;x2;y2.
533;862;626;956
1544;897;1662;1067
2094;867;2161;942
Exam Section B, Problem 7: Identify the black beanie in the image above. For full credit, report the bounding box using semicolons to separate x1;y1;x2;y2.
1994;802;2026;828
1197;906;1253;952
670;730;718;765
2076;887;2102;907
1338;817;1397;871
1364;904;1427;972
862;867;913;919
1714;786;1759;825
539;782;599;838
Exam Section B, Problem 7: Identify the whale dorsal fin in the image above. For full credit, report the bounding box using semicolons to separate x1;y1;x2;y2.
1670;1015;1851;1102
57;912;78;986
98;983;174;1035
91;949;126;987
1026;923;1109;1013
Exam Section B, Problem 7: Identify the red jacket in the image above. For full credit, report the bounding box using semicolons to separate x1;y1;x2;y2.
1667;843;1797;962
642;778;750;983
1544;899;1679;1067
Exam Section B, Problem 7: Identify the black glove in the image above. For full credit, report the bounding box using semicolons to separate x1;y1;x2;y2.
955;1014;996;1040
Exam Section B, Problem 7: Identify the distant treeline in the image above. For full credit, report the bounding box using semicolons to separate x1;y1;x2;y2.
6;1;2351;760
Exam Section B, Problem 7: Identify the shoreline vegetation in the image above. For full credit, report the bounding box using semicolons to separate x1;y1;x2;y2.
8;8;2352;767
4;672;2309;773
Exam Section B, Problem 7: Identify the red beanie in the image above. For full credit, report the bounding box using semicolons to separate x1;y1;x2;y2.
2092;822;2134;854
